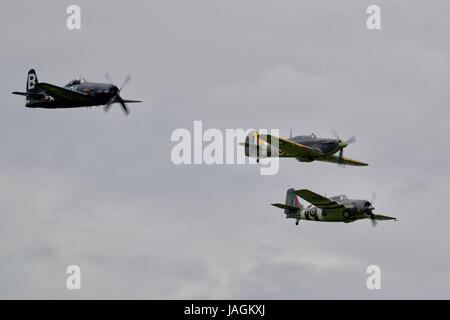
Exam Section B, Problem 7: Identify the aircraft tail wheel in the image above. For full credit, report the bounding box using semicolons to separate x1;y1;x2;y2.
295;220;299;225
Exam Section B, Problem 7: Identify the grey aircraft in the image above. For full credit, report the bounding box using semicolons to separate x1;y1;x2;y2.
12;69;141;115
272;188;397;226
241;130;368;166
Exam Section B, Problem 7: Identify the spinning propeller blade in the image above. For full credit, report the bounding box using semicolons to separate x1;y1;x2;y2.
331;129;357;165
368;192;377;227
103;74;133;115
105;73;113;84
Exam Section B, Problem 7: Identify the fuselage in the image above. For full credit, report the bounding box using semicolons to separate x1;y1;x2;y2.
287;197;373;223
291;134;341;157
244;133;343;159
26;81;118;109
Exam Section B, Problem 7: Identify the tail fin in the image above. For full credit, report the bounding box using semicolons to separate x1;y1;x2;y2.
12;69;41;103
244;134;251;156
286;188;300;209
243;131;256;156
243;131;266;158
26;69;39;92
272;188;303;214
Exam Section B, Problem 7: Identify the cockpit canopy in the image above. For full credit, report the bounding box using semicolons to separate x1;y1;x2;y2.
295;133;317;140
330;194;348;202
66;78;86;86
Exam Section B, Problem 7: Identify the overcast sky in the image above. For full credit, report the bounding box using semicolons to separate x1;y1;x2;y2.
1;0;450;299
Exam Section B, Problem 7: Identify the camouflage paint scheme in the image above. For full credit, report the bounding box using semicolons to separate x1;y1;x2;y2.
241;131;368;166
272;188;396;226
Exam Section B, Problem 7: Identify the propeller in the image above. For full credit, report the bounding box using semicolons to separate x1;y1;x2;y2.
331;129;356;165
104;74;131;115
366;192;377;227
105;73;113;85
371;192;377;204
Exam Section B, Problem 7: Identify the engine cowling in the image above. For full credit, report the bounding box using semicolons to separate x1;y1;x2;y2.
352;200;373;215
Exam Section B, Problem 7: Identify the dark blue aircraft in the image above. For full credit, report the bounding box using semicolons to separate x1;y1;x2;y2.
12;69;141;115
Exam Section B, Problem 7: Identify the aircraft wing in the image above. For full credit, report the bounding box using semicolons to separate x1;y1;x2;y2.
258;134;322;158
35;82;93;103
295;189;347;210
121;99;142;103
373;214;397;221
321;154;368;166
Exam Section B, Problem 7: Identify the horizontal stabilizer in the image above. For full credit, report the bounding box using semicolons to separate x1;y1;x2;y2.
12;91;44;98
12;91;28;96
271;203;299;211
238;142;258;147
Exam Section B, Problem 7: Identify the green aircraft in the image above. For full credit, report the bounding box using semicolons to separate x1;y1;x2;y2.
272;188;397;226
